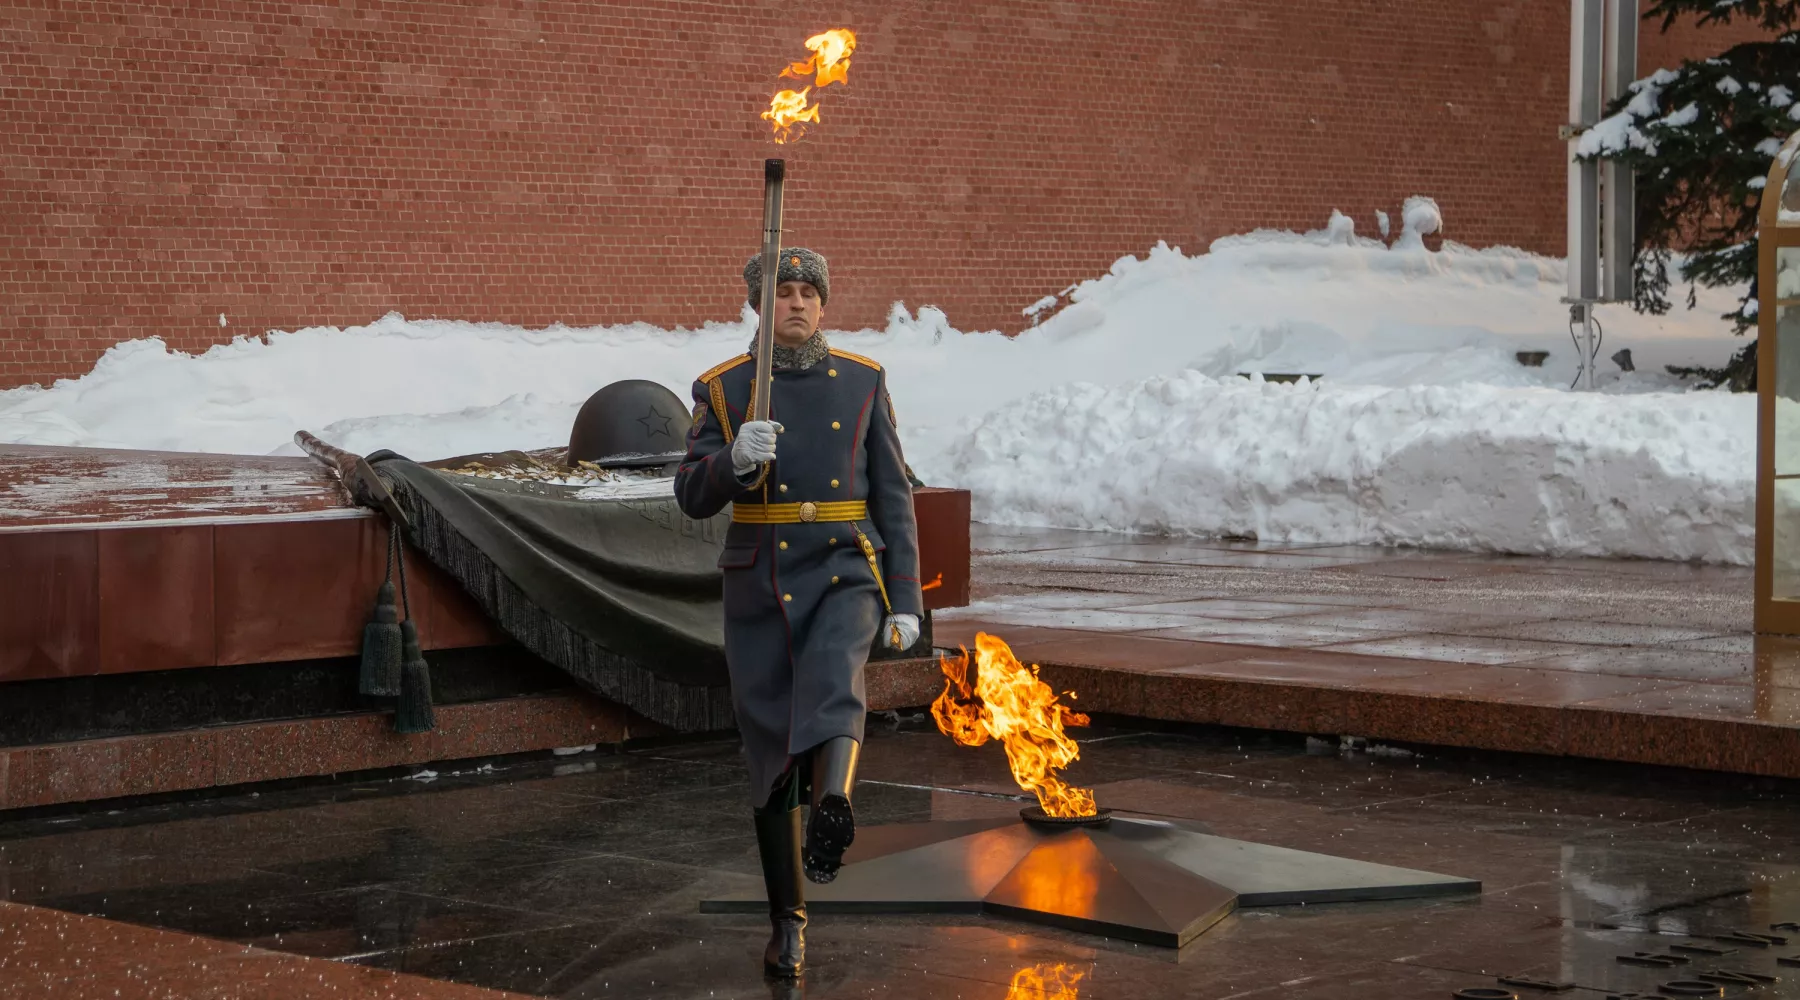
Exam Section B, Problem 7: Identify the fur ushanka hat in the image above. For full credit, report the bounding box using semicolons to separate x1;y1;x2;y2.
743;247;829;308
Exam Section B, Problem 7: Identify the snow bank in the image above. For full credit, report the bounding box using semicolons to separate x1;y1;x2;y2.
0;319;742;460
0;209;1754;562
940;373;1752;564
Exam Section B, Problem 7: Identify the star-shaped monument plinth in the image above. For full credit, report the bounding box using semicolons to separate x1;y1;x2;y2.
701;813;1479;947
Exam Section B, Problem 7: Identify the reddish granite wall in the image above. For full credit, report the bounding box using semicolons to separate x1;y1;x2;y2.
0;1;1769;387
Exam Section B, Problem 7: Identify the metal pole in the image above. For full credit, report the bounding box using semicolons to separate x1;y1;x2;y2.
1581;303;1597;390
749;158;786;425
1564;0;1607;390
1601;0;1637;304
1567;0;1604;305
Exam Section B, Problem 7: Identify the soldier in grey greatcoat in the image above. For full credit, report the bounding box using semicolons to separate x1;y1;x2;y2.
673;247;923;980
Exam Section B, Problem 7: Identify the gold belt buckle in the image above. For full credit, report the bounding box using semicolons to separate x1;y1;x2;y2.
798;501;818;523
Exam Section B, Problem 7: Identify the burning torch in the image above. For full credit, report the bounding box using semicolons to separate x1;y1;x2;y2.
746;157;894;648
746;29;852;428
747;158;785;432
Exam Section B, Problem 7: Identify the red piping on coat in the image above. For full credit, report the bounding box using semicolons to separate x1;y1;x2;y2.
846;384;876;497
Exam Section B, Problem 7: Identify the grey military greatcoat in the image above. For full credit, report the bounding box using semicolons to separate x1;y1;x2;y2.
674;347;923;808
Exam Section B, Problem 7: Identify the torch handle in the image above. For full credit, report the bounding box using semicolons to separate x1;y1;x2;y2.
749;158;786;425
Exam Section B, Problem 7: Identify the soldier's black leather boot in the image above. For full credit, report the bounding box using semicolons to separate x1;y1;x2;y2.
754;803;806;978
803;736;860;884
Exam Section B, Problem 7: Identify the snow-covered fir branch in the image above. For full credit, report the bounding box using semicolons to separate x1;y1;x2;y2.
1580;4;1798;385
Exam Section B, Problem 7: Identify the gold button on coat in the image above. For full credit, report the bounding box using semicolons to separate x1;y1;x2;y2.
828;368;837;377
783;594;792;602
830;479;840;488
831;421;840;430
779;484;788;493
779;541;788;550
828;537;837;545
831;576;839;584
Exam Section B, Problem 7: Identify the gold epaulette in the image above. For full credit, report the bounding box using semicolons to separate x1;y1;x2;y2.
698;353;752;384
828;347;881;371
708;379;735;445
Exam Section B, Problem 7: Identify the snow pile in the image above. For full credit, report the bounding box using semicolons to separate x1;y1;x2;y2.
1391;196;1442;251
0;320;736;460
940;373;1752;564
0;207;1755;562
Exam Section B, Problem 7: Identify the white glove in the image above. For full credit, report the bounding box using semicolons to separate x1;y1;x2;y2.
731;420;782;475
884;613;921;651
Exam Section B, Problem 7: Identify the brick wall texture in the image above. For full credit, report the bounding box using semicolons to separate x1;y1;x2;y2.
0;1;1773;387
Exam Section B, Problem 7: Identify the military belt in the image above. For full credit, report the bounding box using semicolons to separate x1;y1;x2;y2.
730;500;868;524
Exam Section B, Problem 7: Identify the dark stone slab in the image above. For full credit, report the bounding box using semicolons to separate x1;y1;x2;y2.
0;647;574;749
14;717;1800;998
702;814;1475;947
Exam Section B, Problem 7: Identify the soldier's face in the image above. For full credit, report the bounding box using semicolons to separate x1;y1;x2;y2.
771;281;823;346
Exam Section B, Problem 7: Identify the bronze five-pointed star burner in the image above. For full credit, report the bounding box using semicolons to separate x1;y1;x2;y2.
702;811;1479;947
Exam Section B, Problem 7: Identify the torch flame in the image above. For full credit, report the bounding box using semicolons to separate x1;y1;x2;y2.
763;28;856;144
930;632;1097;818
762;87;820;144
1005;963;1086;1000
781;29;857;87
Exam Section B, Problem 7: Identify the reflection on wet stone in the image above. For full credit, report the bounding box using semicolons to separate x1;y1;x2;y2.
13;721;1800;997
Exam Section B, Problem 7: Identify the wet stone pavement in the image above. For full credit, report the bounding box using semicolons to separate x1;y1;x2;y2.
9;718;1800;999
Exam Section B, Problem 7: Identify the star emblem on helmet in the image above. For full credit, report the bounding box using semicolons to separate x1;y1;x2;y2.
637;405;674;438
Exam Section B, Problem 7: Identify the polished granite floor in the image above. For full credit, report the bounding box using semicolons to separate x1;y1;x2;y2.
931;528;1800;775
953;524;1753;677
12;717;1800;999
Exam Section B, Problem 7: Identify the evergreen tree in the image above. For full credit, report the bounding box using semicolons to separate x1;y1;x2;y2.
1579;0;1797;389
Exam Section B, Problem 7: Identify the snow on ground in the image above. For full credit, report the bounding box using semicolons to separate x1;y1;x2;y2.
945;375;1750;564
0;207;1755;562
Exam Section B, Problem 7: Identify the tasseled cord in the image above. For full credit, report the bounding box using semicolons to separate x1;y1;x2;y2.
359;522;435;733
359;532;403;698
393;527;436;734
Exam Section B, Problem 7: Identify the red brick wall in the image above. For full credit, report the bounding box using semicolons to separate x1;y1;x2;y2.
0;1;1769;388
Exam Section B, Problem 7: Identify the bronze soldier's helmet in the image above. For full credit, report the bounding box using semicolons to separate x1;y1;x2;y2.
567;379;693;469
